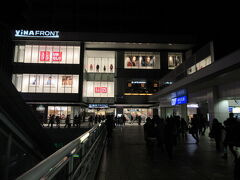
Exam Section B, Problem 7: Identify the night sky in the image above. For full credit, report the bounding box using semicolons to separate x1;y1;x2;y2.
0;1;239;46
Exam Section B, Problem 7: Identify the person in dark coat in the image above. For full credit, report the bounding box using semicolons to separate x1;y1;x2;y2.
210;118;224;151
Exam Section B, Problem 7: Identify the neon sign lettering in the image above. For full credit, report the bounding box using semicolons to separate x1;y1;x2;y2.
15;30;60;38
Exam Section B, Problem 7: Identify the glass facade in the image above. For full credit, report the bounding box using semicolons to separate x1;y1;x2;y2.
124;52;160;69
84;51;115;73
12;74;79;93
168;52;183;69
14;45;80;64
83;81;114;97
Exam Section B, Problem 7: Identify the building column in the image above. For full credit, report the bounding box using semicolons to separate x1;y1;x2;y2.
207;87;229;123
180;104;188;121
159;107;166;119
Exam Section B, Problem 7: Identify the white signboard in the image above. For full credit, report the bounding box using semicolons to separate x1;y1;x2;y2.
15;30;59;38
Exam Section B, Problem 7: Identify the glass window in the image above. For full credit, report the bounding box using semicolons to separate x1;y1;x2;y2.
85;51;115;73
124;52;160;69
187;56;212;75
16;45;25;63
22;74;29;92
36;74;44;93
14;45;80;64
50;75;58;93
12;74;79;94
84;81;114;97
66;46;73;64
168;52;183;70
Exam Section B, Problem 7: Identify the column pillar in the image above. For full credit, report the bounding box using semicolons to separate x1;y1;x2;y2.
207;87;229;124
180;104;188;121
160;107;166;119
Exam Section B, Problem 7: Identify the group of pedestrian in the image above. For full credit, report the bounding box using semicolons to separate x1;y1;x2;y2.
48;114;82;128
129;115;142;125
114;115;126;126
144;115;188;159
188;113;208;144
88;115;106;127
209;113;240;179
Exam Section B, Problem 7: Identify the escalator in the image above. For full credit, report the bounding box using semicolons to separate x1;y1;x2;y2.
0;71;56;180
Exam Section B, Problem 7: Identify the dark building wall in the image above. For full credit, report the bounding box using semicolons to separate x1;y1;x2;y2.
21;93;80;102
0;25;13;78
115;50;176;104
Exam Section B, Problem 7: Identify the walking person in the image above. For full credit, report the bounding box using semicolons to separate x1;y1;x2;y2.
138;115;142;125
164;117;175;159
189;114;200;144
209;118;224;151
49;114;55;128
55;115;60;128
88;115;93;127
64;115;70;128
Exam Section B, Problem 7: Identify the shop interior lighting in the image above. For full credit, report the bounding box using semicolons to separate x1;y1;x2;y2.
187;104;199;108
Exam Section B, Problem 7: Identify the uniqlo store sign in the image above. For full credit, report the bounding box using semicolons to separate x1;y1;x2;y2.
40;51;62;61
95;87;108;93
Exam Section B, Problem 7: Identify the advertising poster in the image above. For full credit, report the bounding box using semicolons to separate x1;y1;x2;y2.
125;56;155;68
44;75;56;87
29;75;41;86
62;76;73;86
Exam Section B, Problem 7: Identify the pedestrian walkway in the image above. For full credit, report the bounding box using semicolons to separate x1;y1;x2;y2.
96;126;234;180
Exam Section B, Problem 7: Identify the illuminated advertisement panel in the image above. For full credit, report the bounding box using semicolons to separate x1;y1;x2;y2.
171;96;188;106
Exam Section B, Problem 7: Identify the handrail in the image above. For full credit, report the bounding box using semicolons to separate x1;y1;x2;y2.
17;121;107;180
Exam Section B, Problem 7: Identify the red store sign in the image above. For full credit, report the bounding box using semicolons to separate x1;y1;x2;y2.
40;51;62;61
40;51;50;61
95;87;108;93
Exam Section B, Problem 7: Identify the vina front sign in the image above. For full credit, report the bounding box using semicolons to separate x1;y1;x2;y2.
15;30;60;38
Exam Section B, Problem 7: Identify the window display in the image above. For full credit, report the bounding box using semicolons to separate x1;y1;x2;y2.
47;106;83;121
14;45;80;64
123;108;153;122
168;53;183;69
124;52;160;69
83;81;114;97
187;56;212;75
12;74;79;93
85;51;115;73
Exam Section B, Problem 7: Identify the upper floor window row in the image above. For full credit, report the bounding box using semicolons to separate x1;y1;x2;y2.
14;45;80;64
124;52;160;69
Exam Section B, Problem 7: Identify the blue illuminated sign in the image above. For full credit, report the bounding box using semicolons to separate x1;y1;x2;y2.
171;96;188;106
171;89;187;98
88;104;109;108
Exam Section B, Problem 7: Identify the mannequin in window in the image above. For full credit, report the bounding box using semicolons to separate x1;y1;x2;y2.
103;65;106;72
110;64;113;71
90;64;93;71
46;76;52;85
132;56;137;66
96;64;100;72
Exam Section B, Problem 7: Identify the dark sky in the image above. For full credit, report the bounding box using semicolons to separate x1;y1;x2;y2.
0;0;239;44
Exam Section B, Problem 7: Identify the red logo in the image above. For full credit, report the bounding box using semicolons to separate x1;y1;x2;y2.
40;51;50;61
95;87;108;93
52;52;62;61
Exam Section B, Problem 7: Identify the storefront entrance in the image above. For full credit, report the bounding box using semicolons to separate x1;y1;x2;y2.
123;108;153;124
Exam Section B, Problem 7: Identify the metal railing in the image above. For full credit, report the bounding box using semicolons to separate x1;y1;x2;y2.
17;121;107;180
